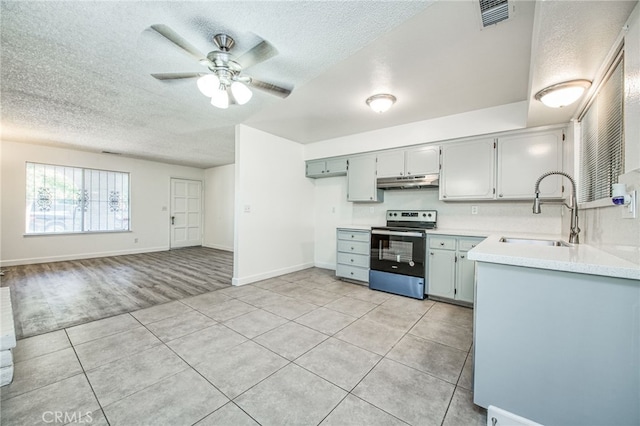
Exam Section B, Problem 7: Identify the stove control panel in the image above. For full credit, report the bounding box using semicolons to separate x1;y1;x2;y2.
386;210;437;223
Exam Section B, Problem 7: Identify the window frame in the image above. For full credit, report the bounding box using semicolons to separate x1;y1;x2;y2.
576;46;625;207
24;162;131;236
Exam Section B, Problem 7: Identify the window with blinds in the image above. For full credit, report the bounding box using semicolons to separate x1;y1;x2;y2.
578;52;624;203
25;162;130;234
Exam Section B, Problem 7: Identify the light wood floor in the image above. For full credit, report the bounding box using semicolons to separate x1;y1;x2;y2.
1;247;232;339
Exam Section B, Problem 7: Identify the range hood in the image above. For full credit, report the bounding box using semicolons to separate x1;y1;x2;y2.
377;174;439;190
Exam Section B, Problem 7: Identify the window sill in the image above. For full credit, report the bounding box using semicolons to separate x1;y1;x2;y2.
578;198;616;210
24;230;132;237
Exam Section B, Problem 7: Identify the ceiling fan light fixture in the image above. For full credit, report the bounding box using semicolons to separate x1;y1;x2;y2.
197;74;220;97
211;86;229;109
231;81;253;105
534;79;591;108
366;94;396;113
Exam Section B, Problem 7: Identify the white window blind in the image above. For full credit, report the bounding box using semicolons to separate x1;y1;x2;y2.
25;163;130;234
578;53;624;203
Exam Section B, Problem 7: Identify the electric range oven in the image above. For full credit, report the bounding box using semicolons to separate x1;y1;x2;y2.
369;210;436;299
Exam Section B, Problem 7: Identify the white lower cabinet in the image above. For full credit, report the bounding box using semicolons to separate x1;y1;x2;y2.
427;235;483;304
336;228;370;283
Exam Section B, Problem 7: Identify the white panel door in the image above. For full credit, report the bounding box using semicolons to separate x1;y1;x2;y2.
170;179;202;248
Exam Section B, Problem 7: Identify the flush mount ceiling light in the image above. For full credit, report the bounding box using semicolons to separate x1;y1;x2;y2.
534;79;592;108
366;94;397;113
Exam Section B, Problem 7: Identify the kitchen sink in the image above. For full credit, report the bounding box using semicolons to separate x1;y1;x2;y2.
499;237;572;247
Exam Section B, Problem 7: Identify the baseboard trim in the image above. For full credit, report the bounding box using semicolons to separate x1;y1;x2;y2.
0;246;170;267
314;262;336;270
202;243;234;252
232;262;315;286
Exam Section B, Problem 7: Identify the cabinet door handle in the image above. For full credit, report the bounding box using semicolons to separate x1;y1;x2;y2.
351;247;354;250
327;169;330;173
430;252;434;255
440;242;444;246
400;172;403;176
350;259;354;262
407;171;411;175
351;235;355;238
461;255;465;259
499;194;503;198
171;216;175;225
370;197;373;200
350;272;354;275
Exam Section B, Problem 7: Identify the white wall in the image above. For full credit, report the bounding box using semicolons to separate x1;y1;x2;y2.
203;164;235;251
304;101;528;160
0;141;204;266
624;3;640;173
233;125;315;285
575;5;640;265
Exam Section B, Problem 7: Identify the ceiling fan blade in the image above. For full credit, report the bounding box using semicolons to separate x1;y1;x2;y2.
150;24;207;62
248;78;292;98
151;72;204;81
237;40;278;69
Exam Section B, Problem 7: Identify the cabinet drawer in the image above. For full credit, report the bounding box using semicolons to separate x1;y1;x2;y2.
337;230;370;242
337;240;370;255
336;264;369;282
337;252;370;268
429;237;456;250
458;239;482;251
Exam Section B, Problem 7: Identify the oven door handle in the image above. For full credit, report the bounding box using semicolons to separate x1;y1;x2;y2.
371;229;424;238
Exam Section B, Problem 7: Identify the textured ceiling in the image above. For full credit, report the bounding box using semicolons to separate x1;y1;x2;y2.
1;1;637;168
526;0;638;128
0;1;432;167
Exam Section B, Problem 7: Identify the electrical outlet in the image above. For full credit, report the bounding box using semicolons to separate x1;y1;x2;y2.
134;238;138;243
244;205;251;213
471;206;478;215
621;190;637;219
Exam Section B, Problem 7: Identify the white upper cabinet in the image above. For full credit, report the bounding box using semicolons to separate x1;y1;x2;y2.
377;146;439;178
440;138;496;200
406;146;440;176
347;156;384;203
496;129;564;199
376;151;405;178
306;158;348;178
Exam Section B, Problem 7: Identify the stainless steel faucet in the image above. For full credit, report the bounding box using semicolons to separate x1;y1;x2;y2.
533;171;580;244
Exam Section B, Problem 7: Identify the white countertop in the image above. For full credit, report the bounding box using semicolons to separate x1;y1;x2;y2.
468;233;640;280
337;224;377;231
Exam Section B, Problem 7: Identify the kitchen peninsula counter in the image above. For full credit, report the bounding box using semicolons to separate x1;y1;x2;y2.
468;233;639;280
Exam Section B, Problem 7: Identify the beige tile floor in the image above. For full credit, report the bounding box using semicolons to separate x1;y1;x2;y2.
0;268;486;426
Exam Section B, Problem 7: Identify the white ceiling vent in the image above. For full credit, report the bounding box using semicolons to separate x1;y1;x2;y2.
479;0;510;27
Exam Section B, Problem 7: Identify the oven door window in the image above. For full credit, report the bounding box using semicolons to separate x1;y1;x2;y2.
370;233;425;278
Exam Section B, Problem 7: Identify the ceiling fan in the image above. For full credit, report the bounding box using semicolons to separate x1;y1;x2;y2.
148;24;292;109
